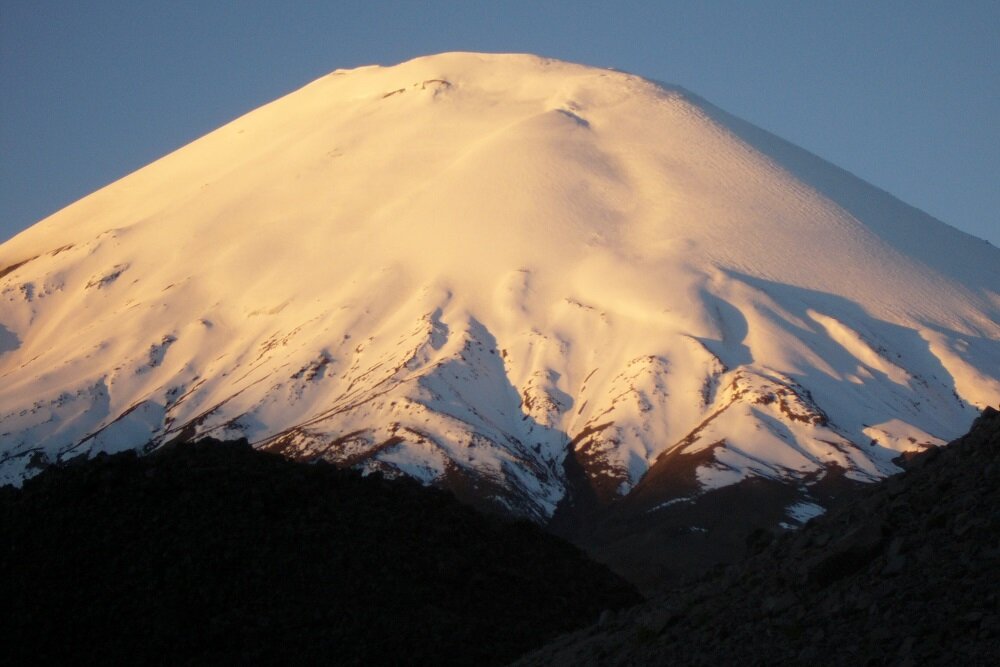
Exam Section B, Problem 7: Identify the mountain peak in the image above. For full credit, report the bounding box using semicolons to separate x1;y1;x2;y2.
1;55;997;526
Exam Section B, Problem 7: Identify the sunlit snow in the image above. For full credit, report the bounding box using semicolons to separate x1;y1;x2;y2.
0;53;997;516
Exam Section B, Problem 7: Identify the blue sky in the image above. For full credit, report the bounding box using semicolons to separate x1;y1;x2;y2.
2;1;997;245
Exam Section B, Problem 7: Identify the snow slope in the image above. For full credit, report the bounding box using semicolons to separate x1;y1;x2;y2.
1;53;998;519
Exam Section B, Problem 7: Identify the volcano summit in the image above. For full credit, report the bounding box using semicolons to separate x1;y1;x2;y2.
1;53;997;530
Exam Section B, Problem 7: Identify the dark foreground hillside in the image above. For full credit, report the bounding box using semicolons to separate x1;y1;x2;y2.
515;407;1000;666
0;438;638;666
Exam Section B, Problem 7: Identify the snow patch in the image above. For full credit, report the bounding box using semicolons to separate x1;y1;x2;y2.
784;500;826;527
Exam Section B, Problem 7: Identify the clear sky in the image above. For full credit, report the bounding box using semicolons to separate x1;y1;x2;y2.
2;1;997;246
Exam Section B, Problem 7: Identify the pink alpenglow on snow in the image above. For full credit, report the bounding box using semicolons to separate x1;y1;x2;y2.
0;53;997;519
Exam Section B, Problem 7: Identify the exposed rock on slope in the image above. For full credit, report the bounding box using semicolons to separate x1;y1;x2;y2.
514;407;1000;666
0;438;639;666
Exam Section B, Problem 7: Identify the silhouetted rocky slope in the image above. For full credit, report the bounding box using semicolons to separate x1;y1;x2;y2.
0;438;639;666
551;449;868;595
515;407;1000;666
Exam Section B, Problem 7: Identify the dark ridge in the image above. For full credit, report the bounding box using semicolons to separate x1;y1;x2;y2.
515;406;1000;666
0;437;639;666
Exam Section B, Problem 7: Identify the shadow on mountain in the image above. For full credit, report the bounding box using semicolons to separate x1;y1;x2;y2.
0;438;639;666
0;323;19;356
726;269;981;443
694;286;753;367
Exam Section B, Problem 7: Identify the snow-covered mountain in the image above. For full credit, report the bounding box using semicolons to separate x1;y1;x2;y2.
1;53;998;523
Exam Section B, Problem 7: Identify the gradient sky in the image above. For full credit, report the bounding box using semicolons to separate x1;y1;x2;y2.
2;1;997;246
